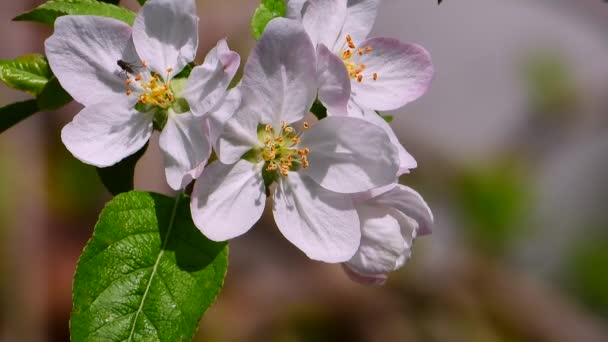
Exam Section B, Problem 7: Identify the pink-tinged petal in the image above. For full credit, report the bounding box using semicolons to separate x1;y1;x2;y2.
287;0;306;19
190;160;266;241
45;16;135;106
345;203;413;281
241;18;316;127
301;0;347;50
272;173;360;263
61;98;153;168
342;264;387;285
300;116;399;193
346;99;417;175
133;0;198;77
216;102;261;164
207;87;241;150
317;44;351;116
350;38;434;111
159;111;211;191
334;0;381;50
371;184;433;236
183;39;240;117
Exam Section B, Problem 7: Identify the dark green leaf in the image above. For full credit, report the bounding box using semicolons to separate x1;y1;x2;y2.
96;143;148;196
309;100;327;120
100;0;120;4
71;191;228;342
0;54;52;96
36;76;73;110
251;0;286;40
14;0;136;26
137;0;147;5
0;100;39;134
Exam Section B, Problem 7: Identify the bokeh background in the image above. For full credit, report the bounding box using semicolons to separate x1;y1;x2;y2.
1;0;608;341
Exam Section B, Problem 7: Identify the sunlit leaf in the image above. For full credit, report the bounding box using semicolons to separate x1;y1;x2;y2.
251;0;286;40
14;0;136;26
0;54;52;96
71;191;228;342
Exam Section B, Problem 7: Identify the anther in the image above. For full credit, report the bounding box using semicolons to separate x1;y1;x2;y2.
284;127;294;133
373;73;378;81
265;124;272;132
303;122;310;129
126;89;132;96
135;74;142;81
357;74;363;82
141;60;148;67
365;46;373;52
281;121;287;129
166;67;173;73
358;49;364;56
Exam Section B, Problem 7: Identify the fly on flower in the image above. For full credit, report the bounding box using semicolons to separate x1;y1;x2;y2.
116;59;137;75
45;0;240;190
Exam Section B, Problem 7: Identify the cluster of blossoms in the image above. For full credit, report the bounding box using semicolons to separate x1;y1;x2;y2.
46;0;434;285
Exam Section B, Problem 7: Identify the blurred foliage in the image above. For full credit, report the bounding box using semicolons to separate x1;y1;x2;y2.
522;53;578;117
47;141;106;217
565;236;608;317
454;164;529;255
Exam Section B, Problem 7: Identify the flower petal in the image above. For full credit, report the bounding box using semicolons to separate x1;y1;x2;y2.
350;38;434;111
344;203;412;283
337;0;381;48
300;116;399;193
61;98;153;168
216;101;261;164
272;173;360;263
346;99;417;175
183;39;240;117
371;184;433;236
190;160;266;241
45;16;135;106
207;87;242;150
159;111;211;191
301;0;347;50
317;44;351;116
286;0;306;19
241;18;317;127
132;0;198;77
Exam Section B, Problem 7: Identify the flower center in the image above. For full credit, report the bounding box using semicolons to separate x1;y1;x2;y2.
258;121;310;177
339;34;378;83
124;61;175;110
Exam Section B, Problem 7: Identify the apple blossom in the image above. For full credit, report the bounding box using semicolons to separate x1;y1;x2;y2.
45;0;239;190
290;0;434;114
344;184;433;285
190;18;400;263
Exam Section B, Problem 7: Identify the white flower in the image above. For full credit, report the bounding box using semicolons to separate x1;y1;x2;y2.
45;0;240;190
343;184;433;285
289;0;434;114
190;18;400;263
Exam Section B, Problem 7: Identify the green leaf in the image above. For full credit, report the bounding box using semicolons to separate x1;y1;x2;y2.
14;0;136;26
137;0;147;5
100;0;120;4
0;100;39;133
96;143;148;196
251;0;286;40
36;76;73;110
0;54;52;96
309;100;327;120
71;191;228;342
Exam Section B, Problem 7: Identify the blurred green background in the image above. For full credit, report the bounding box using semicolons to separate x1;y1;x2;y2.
1;0;608;341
